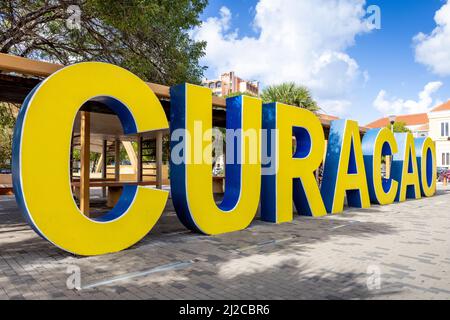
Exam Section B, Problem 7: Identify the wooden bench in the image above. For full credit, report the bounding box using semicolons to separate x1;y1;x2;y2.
72;176;224;208
213;176;224;194
0;184;13;195
71;180;157;207
0;174;13;195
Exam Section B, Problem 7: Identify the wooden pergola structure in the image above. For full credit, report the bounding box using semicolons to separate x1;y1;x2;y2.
0;53;368;216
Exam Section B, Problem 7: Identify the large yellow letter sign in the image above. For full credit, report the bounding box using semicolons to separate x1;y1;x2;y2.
321;120;371;214
391;133;421;202
362;128;399;205
415;137;437;197
169;84;262;235
260;103;327;223
12;63;169;255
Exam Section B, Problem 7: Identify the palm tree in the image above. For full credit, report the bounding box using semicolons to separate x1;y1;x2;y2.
224;91;255;98
260;82;319;111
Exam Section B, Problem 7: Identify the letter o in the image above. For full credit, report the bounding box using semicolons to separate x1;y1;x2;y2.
415;137;437;197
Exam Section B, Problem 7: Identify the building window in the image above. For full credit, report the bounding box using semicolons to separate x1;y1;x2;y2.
441;122;449;137
443;153;450;166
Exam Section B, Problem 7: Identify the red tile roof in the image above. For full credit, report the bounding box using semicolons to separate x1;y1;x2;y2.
416;123;429;131
431;100;450;112
317;113;339;121
366;113;429;128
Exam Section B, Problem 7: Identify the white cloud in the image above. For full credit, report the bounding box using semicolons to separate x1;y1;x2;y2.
414;0;450;76
317;99;352;115
373;81;443;115
192;0;372;115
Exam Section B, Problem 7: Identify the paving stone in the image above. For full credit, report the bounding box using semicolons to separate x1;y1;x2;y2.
1;186;450;299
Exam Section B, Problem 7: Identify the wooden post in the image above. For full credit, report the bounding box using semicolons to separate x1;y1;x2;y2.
114;139;120;181
137;135;143;182
70;134;74;182
80;111;90;216
102;140;107;197
385;155;391;179
156;131;163;189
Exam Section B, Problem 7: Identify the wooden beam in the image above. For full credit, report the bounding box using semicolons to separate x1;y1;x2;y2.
0;53;227;108
0;53;370;133
156;131;163;189
137;135;143;182
114;139;120;181
70;133;74;182
102;140;107;198
80;111;90;216
0;53;62;77
94;154;103;173
102;140;107;177
122;141;138;171
385;155;391;179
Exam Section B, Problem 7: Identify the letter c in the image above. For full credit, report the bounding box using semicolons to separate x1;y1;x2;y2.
362;128;399;205
12;62;169;255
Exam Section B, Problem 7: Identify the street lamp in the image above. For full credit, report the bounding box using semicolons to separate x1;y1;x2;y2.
388;115;396;132
386;115;396;179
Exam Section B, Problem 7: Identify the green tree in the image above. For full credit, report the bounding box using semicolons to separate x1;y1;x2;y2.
224;91;255;98
0;103;17;167
0;0;207;85
0;1;208;166
0;129;13;168
260;82;318;111
386;122;411;133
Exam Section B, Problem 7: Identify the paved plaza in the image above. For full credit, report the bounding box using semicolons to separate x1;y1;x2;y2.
0;186;450;300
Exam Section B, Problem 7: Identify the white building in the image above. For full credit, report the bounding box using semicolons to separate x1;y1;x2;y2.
367;101;450;169
202;71;259;97
428;102;450;169
366;113;429;137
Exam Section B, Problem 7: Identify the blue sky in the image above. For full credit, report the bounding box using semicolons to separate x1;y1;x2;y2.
194;0;450;125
